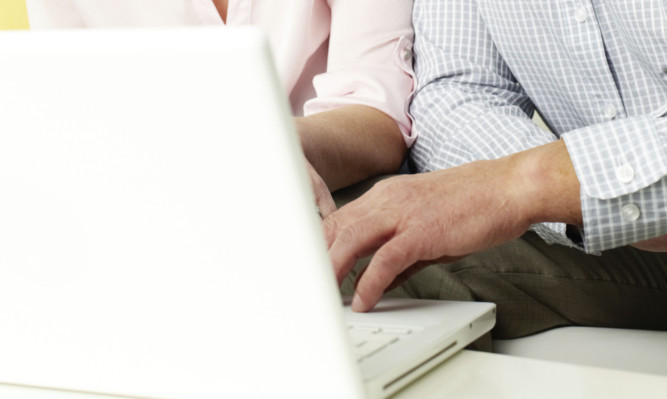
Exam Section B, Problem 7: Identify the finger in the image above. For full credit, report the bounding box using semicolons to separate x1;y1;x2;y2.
351;233;421;312
303;157;337;218
321;214;338;249
327;215;396;286
321;180;389;247
316;189;337;219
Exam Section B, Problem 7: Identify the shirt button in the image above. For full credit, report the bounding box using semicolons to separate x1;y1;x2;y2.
575;8;588;23
604;105;617;120
616;164;635;183
402;48;412;61
621;203;641;222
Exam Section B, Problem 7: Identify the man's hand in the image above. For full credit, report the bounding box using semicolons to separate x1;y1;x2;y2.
323;140;582;312
323;160;530;312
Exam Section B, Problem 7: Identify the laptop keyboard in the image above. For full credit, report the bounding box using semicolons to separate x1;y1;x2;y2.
347;323;414;361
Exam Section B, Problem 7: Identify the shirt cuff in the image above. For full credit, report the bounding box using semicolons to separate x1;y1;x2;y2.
562;105;667;252
530;222;586;251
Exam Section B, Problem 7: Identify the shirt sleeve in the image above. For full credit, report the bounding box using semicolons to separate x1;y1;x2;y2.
303;0;416;147
410;0;580;249
562;104;667;253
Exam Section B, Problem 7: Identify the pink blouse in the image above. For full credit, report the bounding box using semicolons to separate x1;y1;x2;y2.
26;0;416;145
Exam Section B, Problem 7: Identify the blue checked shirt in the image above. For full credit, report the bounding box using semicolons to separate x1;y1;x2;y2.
410;0;667;253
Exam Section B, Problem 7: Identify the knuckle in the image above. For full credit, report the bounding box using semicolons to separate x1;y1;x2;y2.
373;177;399;193
335;223;361;247
321;217;338;246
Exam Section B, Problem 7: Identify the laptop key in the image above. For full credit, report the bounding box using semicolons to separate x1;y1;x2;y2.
348;325;401;361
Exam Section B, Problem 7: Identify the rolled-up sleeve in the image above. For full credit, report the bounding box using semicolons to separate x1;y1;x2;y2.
303;0;416;147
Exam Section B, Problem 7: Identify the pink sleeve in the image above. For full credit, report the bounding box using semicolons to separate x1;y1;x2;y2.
303;0;417;147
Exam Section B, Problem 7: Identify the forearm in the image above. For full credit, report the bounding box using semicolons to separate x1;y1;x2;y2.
325;139;582;312
297;0;413;193
296;105;406;192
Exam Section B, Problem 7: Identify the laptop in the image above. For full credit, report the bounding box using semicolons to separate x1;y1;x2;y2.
0;27;495;398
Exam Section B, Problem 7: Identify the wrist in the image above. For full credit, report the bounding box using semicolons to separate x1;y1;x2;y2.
507;140;583;227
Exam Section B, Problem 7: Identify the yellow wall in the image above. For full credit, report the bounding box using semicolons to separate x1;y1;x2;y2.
0;0;30;30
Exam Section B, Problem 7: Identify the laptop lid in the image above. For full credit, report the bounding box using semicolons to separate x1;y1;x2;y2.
0;27;497;399
0;27;365;399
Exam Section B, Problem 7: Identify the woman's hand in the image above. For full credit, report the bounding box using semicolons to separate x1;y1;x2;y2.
304;157;337;218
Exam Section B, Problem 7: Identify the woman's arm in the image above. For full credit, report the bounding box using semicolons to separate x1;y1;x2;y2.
296;104;406;192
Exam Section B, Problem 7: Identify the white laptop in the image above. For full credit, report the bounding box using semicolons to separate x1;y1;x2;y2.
0;27;495;398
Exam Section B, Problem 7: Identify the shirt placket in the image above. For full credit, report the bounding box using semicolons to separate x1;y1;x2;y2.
567;0;626;125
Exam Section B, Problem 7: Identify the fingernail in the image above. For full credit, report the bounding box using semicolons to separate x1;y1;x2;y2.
351;293;365;312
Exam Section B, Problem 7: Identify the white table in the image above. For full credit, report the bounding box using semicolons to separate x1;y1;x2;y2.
2;350;667;398
393;350;667;398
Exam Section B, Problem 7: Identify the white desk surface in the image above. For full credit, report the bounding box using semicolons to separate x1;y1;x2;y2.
2;350;666;398
393;349;667;398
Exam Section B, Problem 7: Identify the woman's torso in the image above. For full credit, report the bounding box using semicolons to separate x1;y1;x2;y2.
25;0;331;115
